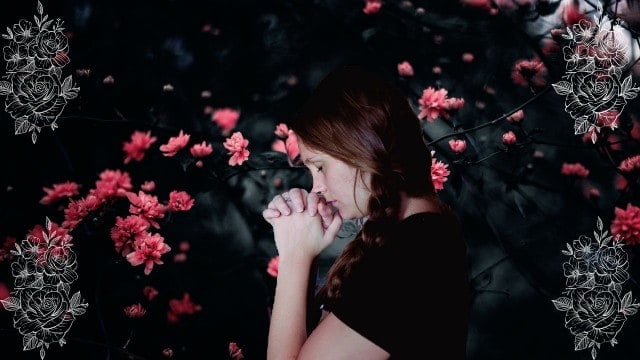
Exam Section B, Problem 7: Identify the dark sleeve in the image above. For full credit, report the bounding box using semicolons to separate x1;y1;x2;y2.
324;215;470;359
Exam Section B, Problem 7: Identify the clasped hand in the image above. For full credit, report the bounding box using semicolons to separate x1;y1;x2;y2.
262;188;342;262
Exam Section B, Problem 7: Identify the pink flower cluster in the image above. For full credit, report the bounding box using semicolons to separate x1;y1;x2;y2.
160;130;191;157
211;108;240;136
418;87;464;122
167;293;202;323
511;58;547;87
363;0;382;14
561;162;590;178
224;132;251;166
397;61;414;77
611;203;640;245
190;141;213;168
430;151;450;191
448;139;467;154
123;130;157;164
229;342;245;360
619;155;640;173
40;181;80;205
272;124;300;161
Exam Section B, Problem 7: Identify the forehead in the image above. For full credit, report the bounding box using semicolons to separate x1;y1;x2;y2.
298;140;325;164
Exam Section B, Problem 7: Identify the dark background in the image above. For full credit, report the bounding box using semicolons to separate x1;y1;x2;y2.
1;0;640;359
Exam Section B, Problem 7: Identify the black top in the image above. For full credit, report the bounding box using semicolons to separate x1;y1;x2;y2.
320;211;470;359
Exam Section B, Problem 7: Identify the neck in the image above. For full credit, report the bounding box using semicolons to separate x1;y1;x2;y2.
398;191;442;221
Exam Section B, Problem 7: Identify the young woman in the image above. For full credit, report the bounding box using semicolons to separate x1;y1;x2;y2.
262;65;470;359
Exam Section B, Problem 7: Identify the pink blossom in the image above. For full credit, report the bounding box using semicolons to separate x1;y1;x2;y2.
103;75;114;84
173;253;187;263
167;293;202;323
179;241;190;252
63;195;101;230
127;191;166;229
40;181;80;205
561;163;590;178
363;0;382;14
418;87;464;122
562;1;590;26
274;123;290;139
511;58;547;87
167;190;195;212
448;139;467;154
502;131;517;145
212;108;240;136
0;236;16;262
611;203;640;245
224;132;250;166
229;342;245;360
89;169;133;201
461;0;492;11
162;348;174;358
582;185;600;199
123;130;157;164
28;222;70;245
143;286;159;301
615;175;628;193
462;53;474;63
126;233;171;275
618;155;640;173
160;130;191;157
141;181;156;192
397;61;414;77
124;303;146;318
267;256;279;277
631;116;640;141
190;141;213;158
596;110;619;130
506;110;524;123
111;215;150;256
432;66;442;74
430;151;450;192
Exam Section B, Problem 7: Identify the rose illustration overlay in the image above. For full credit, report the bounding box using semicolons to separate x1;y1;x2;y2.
1;217;88;360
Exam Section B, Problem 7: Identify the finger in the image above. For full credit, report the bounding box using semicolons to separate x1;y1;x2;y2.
318;202;332;229
270;194;291;215
307;192;319;216
262;208;281;218
288;188;307;213
322;211;343;245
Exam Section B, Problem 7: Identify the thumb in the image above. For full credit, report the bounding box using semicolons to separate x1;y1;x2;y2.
322;211;343;244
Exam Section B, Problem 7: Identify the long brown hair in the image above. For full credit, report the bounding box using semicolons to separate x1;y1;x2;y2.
289;65;449;304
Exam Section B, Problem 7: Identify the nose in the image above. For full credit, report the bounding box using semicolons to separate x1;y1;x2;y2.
310;176;327;197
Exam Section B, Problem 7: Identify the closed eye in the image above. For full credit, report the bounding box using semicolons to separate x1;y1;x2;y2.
316;166;323;173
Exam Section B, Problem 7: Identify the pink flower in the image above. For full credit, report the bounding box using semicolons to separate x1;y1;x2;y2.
611;203;640;245
167;190;195;212
397;61;414;77
162;348;174;358
511;58;547;87
40;181;80;205
229;342;245;360
596;110;619;130
448;139;467;154
432;66;442;74
160;130;191;157
28;222;70;245
430;151;450;192
461;0;492;11
179;241;190;252
506;110;524;123
143;286;159;301
630;116;640;141
141;181;156;192
173;253;187;263
167;293;202;323
267;256;279;277
582;184;600;199
190;141;213;158
124;303;146;318
502;131;517;145
63;195;101;230
89;169;133;201
126;233;171;275
123;131;157;164
418;87;464;122
211;108;240;136
363;0;382;14
561;163;590;178
618;155;640;173
224;132;250;166
462;53;474;63
111;215;150;256
615;174;628;191
0;282;9;302
274;123;290;139
127;191;166;229
562;1;590;26
0;236;17;262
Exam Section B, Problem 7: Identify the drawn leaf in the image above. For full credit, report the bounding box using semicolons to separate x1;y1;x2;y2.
0;297;20;311
552;81;572;95
15;119;30;135
596;217;603;231
575;333;589;351
552;297;572;311
37;1;43;15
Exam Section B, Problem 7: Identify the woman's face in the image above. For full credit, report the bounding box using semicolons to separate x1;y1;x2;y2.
298;139;371;220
